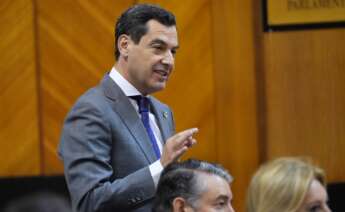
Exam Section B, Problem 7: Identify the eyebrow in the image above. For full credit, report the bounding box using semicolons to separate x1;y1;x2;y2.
216;195;230;201
149;38;179;49
306;200;323;206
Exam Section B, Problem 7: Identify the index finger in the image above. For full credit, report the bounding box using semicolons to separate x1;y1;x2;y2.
172;128;198;144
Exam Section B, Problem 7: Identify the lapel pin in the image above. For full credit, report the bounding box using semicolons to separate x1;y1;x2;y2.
163;111;168;119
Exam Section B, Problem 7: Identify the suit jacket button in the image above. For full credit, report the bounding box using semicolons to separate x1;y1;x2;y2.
128;198;135;205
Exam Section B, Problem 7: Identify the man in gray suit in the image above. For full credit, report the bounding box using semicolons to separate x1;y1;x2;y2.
59;4;198;212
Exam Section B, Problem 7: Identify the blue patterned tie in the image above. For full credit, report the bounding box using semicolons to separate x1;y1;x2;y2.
131;96;161;159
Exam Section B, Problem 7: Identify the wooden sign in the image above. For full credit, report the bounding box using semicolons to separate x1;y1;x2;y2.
264;0;345;30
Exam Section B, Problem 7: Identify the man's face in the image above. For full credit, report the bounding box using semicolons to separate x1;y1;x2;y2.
186;174;235;212
125;19;178;95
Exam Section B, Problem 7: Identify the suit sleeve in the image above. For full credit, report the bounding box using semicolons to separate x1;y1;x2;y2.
59;101;155;212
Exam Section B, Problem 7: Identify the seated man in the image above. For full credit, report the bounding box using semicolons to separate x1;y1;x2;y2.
153;159;234;212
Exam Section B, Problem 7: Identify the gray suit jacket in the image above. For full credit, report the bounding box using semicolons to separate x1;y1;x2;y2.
59;74;175;212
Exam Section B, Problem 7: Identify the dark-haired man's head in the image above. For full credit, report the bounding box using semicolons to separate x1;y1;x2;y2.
153;159;235;212
115;4;176;60
115;4;178;95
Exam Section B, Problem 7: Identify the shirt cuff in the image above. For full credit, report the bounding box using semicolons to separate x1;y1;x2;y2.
149;160;164;188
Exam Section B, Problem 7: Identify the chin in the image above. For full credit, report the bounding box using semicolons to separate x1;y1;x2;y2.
149;83;166;93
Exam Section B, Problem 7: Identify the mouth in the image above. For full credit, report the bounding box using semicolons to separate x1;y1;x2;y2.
153;69;169;79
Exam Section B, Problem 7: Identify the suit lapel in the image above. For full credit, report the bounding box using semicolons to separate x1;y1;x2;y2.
101;75;157;163
149;97;171;144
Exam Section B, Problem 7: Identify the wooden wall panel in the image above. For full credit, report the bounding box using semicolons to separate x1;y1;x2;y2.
139;0;217;162
212;1;259;211
36;0;135;174
4;1;342;211
0;0;40;176
262;29;345;182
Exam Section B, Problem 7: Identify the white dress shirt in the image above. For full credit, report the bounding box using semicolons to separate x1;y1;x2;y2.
109;67;164;187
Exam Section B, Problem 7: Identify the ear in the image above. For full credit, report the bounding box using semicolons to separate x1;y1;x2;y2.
117;34;132;59
172;197;192;212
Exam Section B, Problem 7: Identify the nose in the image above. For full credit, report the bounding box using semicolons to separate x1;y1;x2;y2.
161;50;174;66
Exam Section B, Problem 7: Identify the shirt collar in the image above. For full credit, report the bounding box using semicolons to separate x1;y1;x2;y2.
109;66;144;97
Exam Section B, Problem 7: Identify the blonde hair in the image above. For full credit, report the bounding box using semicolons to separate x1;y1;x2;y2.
246;157;325;212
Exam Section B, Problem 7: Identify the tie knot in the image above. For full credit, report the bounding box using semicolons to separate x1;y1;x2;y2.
130;95;150;113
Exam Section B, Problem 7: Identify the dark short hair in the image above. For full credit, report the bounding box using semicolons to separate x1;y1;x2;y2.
115;4;176;60
153;159;233;212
